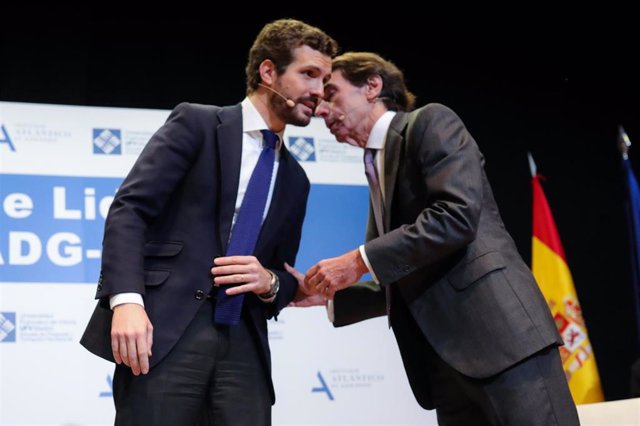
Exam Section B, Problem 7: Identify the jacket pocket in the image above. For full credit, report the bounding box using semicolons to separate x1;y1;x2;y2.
143;241;184;257
144;269;171;287
448;251;506;290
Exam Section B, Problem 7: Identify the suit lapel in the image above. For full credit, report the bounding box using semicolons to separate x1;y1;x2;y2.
216;104;243;253
383;112;409;231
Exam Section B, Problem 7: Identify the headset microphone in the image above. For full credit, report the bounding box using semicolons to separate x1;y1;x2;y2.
258;83;296;108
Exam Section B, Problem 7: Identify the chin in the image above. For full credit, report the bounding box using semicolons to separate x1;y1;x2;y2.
283;109;311;127
332;132;349;142
289;115;311;127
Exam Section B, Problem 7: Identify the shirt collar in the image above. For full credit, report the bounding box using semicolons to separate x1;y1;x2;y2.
242;97;283;149
366;110;397;151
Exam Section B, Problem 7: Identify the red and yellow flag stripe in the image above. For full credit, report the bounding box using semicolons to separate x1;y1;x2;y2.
532;175;604;404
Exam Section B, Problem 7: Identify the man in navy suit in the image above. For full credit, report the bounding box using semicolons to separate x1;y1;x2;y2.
81;19;337;425
290;52;579;425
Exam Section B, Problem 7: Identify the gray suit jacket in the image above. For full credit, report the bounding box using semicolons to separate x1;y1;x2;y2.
333;103;561;406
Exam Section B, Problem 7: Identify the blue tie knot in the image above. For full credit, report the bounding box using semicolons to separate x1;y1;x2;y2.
261;129;279;149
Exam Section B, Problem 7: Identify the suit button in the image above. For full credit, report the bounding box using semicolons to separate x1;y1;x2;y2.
97;283;103;291
402;265;410;272
195;290;205;300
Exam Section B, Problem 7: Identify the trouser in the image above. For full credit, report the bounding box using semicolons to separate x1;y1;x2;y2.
113;299;271;426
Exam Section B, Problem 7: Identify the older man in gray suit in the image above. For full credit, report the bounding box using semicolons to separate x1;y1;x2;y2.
290;52;580;425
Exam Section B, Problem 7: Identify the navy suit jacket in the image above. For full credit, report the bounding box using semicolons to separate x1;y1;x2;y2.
80;102;309;403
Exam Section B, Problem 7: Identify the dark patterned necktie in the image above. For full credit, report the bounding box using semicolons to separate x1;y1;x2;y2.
364;149;385;235
214;129;278;325
364;148;391;326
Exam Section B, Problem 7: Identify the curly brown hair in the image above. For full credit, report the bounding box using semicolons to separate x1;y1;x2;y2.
245;19;338;94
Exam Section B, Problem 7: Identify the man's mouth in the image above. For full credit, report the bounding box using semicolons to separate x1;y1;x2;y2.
300;99;316;110
328;120;341;133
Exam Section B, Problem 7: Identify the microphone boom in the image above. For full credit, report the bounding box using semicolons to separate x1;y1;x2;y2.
259;83;295;108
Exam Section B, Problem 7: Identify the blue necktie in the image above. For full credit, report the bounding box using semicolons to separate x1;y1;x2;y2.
364;148;391;327
214;129;278;325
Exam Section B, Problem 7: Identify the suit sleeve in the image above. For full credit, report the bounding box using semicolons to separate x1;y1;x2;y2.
364;104;484;285
332;280;386;326
97;103;205;300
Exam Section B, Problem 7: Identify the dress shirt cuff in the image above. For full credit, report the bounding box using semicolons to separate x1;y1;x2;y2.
110;293;145;310
327;299;335;323
359;245;380;284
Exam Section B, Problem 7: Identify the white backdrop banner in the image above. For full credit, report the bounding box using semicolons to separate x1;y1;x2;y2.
0;101;436;425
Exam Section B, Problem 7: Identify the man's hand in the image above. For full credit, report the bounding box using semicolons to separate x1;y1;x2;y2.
284;262;327;307
305;248;369;298
111;303;153;376
211;255;272;296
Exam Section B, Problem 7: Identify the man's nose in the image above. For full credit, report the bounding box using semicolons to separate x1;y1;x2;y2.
310;79;325;100
315;100;330;117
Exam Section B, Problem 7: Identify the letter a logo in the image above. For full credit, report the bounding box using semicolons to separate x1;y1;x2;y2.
0;125;16;151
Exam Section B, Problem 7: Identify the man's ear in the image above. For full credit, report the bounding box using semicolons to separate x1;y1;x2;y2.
366;74;383;101
259;59;277;86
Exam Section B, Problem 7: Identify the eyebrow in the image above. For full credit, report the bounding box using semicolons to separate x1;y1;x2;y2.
302;64;328;74
322;86;336;101
323;83;337;92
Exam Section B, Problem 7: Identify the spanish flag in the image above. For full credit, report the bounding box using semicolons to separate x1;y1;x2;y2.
529;154;604;404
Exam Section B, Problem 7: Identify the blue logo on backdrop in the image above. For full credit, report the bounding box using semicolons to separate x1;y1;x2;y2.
0;124;16;152
0;174;122;283
0;312;17;342
312;371;334;400
99;374;113;397
93;128;122;155
288;136;316;162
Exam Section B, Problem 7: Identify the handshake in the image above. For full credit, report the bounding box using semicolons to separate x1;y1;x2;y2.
284;247;370;307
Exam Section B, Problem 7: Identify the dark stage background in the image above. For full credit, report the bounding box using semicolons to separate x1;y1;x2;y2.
2;7;638;400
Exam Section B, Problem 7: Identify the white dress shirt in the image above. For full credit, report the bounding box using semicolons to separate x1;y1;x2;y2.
327;110;396;321
358;110;396;284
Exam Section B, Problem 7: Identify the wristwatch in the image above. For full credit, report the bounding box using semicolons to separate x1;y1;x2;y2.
258;270;280;300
